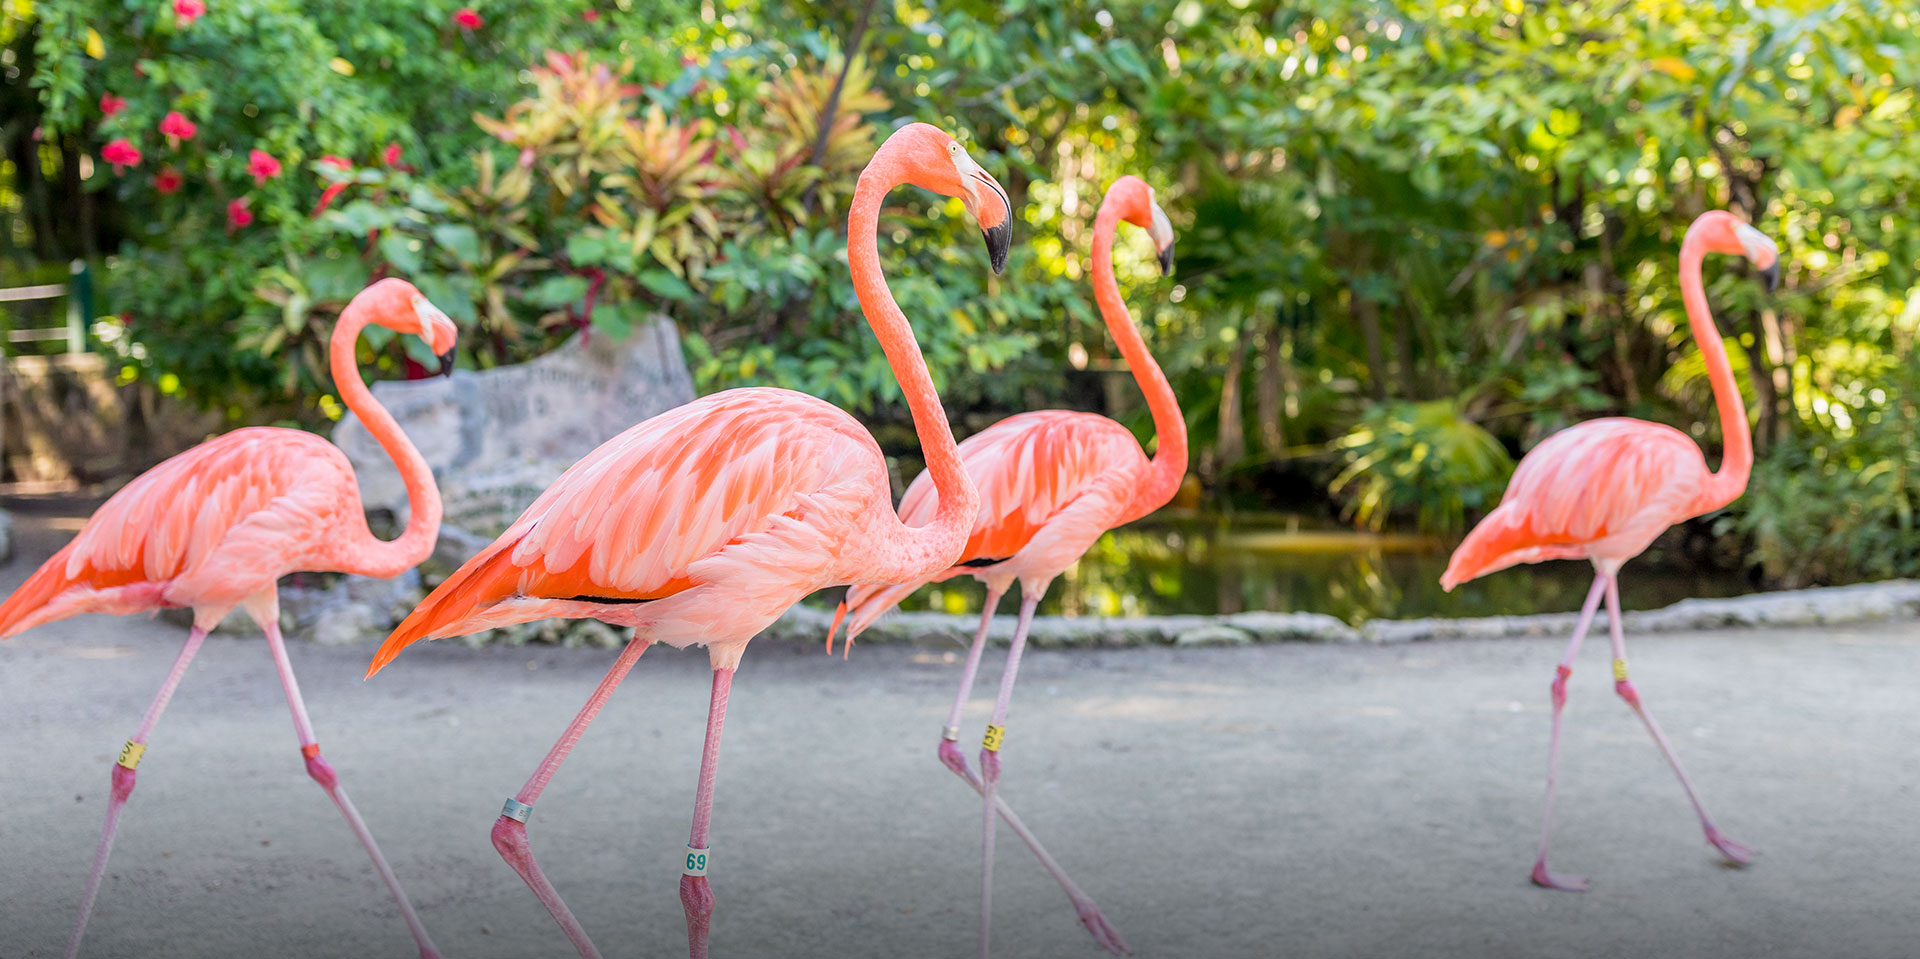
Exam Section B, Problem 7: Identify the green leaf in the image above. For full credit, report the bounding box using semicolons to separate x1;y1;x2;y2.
638;270;695;302
524;275;590;308
379;234;425;275
431;224;482;265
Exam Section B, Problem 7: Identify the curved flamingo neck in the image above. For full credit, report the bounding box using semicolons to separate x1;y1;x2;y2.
848;151;978;577
1091;201;1186;519
330;308;443;578
1678;229;1752;512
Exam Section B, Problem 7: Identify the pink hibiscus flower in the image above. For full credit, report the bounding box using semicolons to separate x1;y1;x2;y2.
102;138;142;172
247;148;282;185
158;111;197;146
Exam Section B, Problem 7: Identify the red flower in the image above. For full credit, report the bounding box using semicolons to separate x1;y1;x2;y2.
311;182;350;217
102;138;142;172
452;7;483;29
158;111;197;145
582;8;599;21
247;149;282;185
227;197;254;230
100;93;127;117
173;0;206;27
154;167;184;194
383;142;402;166
312;155;355;216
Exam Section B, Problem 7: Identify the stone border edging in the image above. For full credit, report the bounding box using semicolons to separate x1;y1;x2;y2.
258;575;1920;649
758;579;1920;649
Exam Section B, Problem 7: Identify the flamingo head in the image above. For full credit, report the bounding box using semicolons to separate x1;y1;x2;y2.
351;278;461;376
1695;210;1781;291
1107;175;1177;277
882;122;1014;274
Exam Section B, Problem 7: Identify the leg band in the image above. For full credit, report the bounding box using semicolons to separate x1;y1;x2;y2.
301;743;322;760
982;724;1005;752
116;740;147;770
501;798;534;823
682;845;710;877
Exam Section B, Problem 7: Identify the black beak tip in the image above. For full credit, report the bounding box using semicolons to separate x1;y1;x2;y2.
1760;262;1780;292
1157;244;1176;278
982;222;1011;276
437;350;456;377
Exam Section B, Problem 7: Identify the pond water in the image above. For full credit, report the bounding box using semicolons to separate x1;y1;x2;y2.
864;511;1761;625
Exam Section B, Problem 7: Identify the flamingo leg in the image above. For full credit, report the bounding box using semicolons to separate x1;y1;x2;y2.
1603;577;1751;865
1532;576;1606;893
263;620;441;959
940;589;1128;954
492;634;652;959
937;587;1006;777
64;626;207;959
977;593;1039;959
681;667;735;959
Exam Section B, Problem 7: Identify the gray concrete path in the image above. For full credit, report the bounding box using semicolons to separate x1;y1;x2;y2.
5;614;1918;958
2;505;1918;958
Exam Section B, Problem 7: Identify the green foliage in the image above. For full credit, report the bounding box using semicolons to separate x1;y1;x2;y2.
1329;398;1513;535
5;0;1920;582
1721;364;1920;588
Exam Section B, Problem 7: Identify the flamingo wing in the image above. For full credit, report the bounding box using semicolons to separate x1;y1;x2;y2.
0;428;354;637
1441;418;1709;588
369;388;879;673
842;410;1145;637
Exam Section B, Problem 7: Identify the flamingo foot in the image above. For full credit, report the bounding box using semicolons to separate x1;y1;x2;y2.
1530;859;1589;892
1705;826;1753;865
1074;897;1133;954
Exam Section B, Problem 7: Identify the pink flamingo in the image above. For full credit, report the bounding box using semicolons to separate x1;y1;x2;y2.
1440;210;1781;891
0;278;456;958
833;175;1182;957
363;122;1012;959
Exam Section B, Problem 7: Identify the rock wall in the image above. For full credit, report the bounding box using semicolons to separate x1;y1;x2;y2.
274;319;696;642
333;318;696;536
2;353;224;483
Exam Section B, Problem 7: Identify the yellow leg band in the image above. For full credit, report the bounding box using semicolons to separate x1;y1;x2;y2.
117;741;147;770
982;724;1005;752
1612;659;1629;682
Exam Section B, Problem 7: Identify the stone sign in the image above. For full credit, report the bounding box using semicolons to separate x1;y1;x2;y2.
333;317;696;537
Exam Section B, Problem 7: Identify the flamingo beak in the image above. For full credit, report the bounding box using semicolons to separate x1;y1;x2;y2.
1734;222;1781;292
411;294;459;372
968;169;1013;275
982;221;1011;275
1148;199;1176;277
